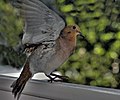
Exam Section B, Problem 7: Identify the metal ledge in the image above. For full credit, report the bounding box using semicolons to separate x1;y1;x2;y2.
0;75;120;100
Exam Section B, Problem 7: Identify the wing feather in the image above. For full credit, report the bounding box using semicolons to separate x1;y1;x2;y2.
14;0;65;44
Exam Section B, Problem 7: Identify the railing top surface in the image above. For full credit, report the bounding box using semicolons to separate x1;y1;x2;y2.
0;75;120;100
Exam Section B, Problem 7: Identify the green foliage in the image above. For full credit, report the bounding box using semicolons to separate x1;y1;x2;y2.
0;0;23;46
56;0;120;88
0;0;120;88
0;0;25;68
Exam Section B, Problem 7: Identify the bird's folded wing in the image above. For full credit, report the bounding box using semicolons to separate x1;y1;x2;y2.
14;0;65;44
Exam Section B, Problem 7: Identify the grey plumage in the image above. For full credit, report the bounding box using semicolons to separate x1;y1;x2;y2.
13;0;65;44
11;0;70;99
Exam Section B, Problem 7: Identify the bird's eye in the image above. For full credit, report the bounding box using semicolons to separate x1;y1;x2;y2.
68;31;71;33
73;26;76;29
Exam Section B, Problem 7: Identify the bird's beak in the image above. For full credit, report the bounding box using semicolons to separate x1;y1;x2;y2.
77;32;89;43
78;32;85;39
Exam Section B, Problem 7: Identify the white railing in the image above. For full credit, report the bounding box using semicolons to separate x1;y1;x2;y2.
0;75;120;100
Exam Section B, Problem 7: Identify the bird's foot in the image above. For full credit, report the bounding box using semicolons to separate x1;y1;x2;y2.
46;73;69;82
50;73;69;82
45;74;57;83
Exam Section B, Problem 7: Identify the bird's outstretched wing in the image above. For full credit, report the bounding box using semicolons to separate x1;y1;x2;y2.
14;0;65;44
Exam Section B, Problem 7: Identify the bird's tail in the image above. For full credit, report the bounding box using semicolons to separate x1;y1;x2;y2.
11;61;32;100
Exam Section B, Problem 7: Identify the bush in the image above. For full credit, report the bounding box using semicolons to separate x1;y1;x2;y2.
56;0;120;88
0;0;120;88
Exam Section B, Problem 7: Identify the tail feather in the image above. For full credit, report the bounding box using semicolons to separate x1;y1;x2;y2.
11;61;32;100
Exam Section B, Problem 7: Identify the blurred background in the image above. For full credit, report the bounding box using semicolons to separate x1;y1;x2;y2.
0;0;120;88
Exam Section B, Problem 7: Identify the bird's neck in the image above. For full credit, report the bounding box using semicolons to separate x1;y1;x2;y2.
58;35;77;54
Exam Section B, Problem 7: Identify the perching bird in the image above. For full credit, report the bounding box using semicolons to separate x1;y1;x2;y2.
11;0;84;100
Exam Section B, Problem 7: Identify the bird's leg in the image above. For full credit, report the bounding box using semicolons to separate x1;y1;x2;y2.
50;73;69;82
45;74;57;83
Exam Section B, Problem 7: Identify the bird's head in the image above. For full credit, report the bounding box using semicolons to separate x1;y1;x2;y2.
61;24;84;40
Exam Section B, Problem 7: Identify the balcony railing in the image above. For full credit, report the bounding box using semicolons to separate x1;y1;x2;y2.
0;75;120;100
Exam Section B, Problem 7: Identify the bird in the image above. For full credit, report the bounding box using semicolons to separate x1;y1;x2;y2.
11;0;84;100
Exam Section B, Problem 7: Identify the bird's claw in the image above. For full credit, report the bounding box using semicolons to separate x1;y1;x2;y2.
59;76;69;82
47;77;57;83
47;73;69;82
